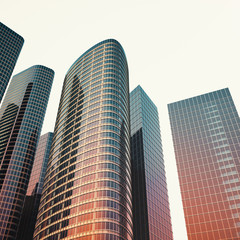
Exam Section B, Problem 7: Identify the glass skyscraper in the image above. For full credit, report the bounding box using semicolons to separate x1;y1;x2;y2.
0;22;24;103
34;39;133;240
26;132;54;196
17;132;53;240
0;65;54;239
130;86;173;240
168;88;240;239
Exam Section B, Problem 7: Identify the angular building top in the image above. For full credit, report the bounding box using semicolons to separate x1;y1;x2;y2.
168;88;240;239
130;85;173;240
0;22;24;103
168;88;232;110
34;39;132;240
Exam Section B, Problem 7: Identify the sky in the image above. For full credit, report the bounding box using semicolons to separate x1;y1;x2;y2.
1;1;240;239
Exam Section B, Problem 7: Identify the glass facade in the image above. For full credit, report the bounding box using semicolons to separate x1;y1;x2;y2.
130;86;173;240
27;132;54;196
168;88;240;239
0;65;54;239
34;39;133;240
17;132;53;240
0;22;24;103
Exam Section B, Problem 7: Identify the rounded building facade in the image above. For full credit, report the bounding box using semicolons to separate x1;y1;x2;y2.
34;39;133;240
0;65;54;239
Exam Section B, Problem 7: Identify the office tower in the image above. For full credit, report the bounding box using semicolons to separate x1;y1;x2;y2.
168;88;240;240
130;86;173;240
26;132;54;196
34;39;133;240
0;22;24;103
0;65;54;240
17;132;53;240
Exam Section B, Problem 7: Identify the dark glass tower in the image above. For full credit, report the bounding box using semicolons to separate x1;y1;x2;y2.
34;39;133;240
17;132;53;240
0;22;24;103
0;65;54;240
130;86;173;240
168;88;240;240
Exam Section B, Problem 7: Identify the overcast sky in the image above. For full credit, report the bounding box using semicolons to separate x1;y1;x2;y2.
2;1;240;239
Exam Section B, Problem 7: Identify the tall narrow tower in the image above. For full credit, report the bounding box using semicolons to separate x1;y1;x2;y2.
0;22;24;103
0;65;54;240
130;86;173;240
34;39;133;240
168;88;240;239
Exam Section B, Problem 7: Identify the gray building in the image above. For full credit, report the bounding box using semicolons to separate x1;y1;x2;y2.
34;39;133;240
168;88;240;239
130;86;173;240
0;22;24;103
0;65;54;239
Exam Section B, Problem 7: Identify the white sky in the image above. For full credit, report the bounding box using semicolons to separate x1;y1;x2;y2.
1;1;240;239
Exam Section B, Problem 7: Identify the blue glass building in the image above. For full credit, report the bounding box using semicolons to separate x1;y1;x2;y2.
34;39;133;240
130;86;173;240
0;65;54;239
0;22;24;103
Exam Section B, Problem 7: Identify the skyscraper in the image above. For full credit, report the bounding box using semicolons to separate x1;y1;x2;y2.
17;132;53;240
130;86;173;240
0;22;24;103
34;39;133;240
0;65;54;240
26;132;54;196
168;88;240;239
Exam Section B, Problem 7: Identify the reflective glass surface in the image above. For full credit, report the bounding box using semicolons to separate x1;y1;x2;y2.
0;65;54;240
168;88;240;239
130;86;173;240
0;22;24;103
27;132;53;196
34;39;133;240
17;132;54;240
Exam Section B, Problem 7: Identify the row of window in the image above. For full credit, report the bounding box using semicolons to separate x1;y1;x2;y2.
52;110;127;152
38;188;132;232
57;81;127;131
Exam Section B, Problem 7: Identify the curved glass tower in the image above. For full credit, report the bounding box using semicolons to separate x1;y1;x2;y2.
34;39;133;240
0;65;54;239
